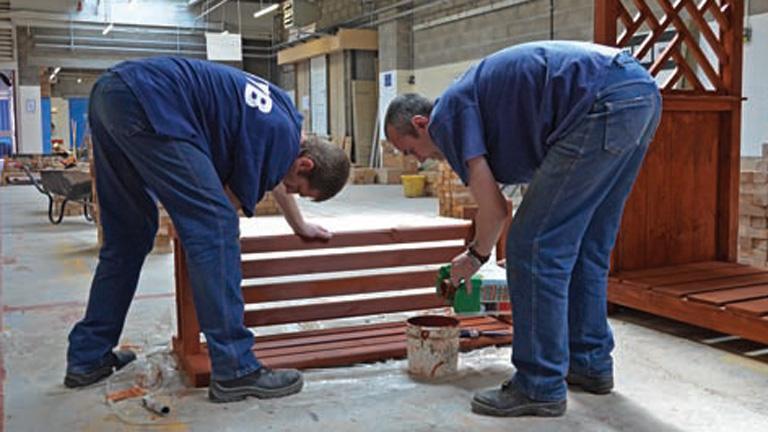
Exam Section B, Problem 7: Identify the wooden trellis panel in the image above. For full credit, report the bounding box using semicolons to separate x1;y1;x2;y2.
596;0;742;97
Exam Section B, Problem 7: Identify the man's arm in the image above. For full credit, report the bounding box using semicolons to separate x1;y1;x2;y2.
272;183;332;240
449;155;509;289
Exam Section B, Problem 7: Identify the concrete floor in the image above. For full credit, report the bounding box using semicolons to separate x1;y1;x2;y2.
1;184;768;431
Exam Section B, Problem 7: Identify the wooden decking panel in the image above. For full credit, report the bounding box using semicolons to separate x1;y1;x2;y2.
724;298;768;317
615;261;736;280
629;264;762;287
687;285;768;306
654;273;768;297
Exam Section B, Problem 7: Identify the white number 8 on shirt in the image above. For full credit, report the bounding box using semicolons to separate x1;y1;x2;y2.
245;77;272;114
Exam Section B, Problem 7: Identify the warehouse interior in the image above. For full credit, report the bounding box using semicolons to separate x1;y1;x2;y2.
1;0;768;430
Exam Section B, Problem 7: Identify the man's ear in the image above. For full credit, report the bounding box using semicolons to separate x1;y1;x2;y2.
412;115;430;130
297;156;315;173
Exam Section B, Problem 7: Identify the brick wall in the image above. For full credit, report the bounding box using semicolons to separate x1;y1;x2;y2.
316;0;364;29
412;0;593;70
753;0;768;15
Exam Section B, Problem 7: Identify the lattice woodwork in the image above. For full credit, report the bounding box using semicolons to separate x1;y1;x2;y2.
596;0;743;95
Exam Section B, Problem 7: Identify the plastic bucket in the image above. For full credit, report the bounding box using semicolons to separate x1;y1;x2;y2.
401;174;426;198
405;315;460;379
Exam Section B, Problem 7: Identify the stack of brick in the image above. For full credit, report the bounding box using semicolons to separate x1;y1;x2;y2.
422;170;439;197
435;161;475;218
739;168;768;268
376;141;419;184
348;166;377;184
1;154;66;185
253;191;281;216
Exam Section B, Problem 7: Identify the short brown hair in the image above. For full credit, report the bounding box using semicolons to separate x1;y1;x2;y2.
300;136;350;202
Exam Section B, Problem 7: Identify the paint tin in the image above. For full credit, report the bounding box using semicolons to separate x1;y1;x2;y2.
405;315;460;380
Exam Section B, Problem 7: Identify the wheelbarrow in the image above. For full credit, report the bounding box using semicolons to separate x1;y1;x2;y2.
19;163;94;224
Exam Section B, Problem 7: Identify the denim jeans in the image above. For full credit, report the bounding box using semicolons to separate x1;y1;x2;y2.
506;53;662;401
66;72;261;380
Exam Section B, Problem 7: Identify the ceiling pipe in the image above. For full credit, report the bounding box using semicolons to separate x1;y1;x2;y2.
34;34;274;51
35;42;276;59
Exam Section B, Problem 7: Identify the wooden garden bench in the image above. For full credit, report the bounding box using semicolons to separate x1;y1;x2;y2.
172;220;512;387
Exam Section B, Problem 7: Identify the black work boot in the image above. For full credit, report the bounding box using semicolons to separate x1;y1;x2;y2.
566;370;614;394
208;367;303;403
64;349;137;388
471;380;566;417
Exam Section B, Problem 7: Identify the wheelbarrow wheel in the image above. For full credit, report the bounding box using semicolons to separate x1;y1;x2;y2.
48;197;66;225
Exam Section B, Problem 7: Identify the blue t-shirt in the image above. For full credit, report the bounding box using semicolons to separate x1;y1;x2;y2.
428;41;621;184
112;56;303;217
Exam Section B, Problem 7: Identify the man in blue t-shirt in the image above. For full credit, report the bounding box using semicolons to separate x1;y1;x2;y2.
385;41;661;417
64;57;350;403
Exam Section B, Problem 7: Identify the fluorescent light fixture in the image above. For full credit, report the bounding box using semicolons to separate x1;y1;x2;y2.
102;23;114;35
253;3;279;19
77;78;83;84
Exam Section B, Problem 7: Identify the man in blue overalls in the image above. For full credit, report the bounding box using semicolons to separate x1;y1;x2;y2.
385;41;661;417
64;57;350;403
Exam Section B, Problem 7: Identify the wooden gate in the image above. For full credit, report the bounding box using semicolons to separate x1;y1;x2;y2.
595;1;768;344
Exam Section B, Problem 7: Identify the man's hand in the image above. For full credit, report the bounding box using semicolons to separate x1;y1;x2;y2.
295;222;332;241
450;251;483;294
272;183;330;241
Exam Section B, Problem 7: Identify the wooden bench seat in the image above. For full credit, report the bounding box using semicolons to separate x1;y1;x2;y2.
173;221;513;387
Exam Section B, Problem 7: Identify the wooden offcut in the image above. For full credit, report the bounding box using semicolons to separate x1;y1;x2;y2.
172;222;512;387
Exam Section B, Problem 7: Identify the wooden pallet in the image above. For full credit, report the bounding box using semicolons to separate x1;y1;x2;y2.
609;261;768;345
173;221;512;387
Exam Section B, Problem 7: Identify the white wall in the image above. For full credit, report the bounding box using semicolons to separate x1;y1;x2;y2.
742;13;768;156
17;85;42;154
414;60;476;101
